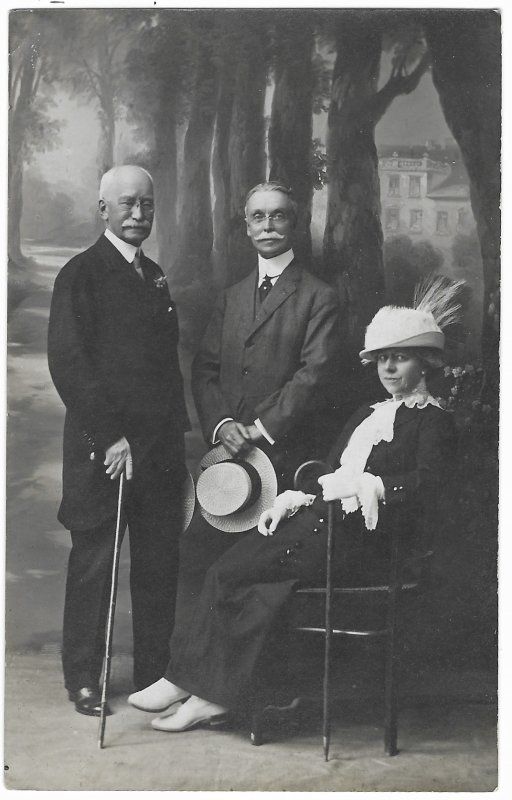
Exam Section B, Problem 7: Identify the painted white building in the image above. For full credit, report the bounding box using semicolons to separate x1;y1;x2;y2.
379;153;475;266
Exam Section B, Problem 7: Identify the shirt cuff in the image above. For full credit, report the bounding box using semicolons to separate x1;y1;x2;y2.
212;418;234;444
375;476;385;500
254;417;275;445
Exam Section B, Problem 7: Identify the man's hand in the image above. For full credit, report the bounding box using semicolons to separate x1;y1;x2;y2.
244;424;264;443
318;468;359;501
217;420;253;456
104;437;133;480
258;506;288;536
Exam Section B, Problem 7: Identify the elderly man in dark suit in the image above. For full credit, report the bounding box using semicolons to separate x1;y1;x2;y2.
48;165;189;716
192;181;341;488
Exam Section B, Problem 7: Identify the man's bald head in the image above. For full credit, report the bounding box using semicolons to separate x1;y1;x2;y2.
99;165;153;200
98;165;154;246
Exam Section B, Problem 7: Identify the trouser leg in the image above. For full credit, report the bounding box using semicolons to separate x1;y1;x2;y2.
62;519;121;692
126;469;185;690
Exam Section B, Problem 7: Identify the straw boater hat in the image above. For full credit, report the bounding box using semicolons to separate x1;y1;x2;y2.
182;471;196;533
195;445;278;533
359;275;465;364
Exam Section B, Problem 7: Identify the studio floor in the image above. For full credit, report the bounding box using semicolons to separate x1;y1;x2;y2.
4;651;497;792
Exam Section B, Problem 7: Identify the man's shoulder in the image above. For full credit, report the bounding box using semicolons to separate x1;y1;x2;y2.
294;263;336;295
55;237;105;283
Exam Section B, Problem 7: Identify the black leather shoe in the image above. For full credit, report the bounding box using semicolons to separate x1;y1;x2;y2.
68;687;112;717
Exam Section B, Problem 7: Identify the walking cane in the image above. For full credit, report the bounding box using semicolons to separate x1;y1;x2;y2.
98;470;126;749
293;460;335;761
323;498;335;762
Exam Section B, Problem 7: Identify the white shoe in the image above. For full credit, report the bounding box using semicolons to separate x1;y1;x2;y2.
128;678;190;712
151;695;229;732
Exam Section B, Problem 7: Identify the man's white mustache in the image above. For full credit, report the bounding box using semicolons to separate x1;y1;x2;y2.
255;233;285;241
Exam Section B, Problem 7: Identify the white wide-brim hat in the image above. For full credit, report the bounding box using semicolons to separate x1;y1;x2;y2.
196;445;278;533
359;306;445;362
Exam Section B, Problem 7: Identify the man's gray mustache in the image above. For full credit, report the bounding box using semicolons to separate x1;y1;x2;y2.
255;233;285;241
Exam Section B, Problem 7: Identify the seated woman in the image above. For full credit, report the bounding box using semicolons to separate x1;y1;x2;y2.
127;277;460;732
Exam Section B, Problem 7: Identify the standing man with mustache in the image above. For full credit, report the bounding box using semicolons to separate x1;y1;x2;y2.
48;165;189;716
192;181;341;489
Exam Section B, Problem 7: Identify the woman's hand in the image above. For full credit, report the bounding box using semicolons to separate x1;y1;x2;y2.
257;506;288;536
318;468;360;501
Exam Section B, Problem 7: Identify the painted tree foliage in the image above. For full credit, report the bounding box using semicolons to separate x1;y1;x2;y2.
60;9;146;181
9;10;61;266
9;8;500;366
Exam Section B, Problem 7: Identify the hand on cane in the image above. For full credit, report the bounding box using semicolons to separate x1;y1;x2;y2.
104;437;133;480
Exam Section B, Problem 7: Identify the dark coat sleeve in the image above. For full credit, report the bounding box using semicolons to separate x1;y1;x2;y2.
254;285;340;440
47;259;125;450
191;291;232;440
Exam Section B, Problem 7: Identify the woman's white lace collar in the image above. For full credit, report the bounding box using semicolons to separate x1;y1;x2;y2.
371;392;442;411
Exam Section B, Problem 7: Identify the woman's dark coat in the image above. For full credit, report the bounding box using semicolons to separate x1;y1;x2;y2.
164;402;457;709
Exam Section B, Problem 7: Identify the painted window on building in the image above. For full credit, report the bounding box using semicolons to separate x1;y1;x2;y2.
388;174;400;196
385;207;400;231
408;175;421;197
409;209;423;232
436;211;449;234
457;207;468;230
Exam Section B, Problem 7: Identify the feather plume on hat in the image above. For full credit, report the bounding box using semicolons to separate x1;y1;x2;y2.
359;275;465;363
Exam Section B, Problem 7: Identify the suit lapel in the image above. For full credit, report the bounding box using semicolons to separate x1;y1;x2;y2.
97;235;147;291
246;260;301;341
231;271;259;343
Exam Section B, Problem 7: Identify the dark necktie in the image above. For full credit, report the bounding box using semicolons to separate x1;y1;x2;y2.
258;275;274;304
133;250;144;280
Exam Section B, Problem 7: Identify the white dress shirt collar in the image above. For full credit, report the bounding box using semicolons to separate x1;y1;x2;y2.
104;228;139;263
257;249;294;283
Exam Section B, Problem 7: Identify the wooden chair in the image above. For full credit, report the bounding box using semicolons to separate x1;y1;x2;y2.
250;460;433;760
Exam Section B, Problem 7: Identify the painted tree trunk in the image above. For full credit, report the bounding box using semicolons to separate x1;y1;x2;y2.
268;18;315;264
211;57;235;289
153;113;178;281
8;142;25;266
8;38;39;267
175;46;218;288
225;41;267;285
426;11;501;380
95;31;117;179
323;20;385;354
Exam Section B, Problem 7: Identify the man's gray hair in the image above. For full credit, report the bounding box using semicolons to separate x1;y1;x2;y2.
244;181;298;220
99;165;154;199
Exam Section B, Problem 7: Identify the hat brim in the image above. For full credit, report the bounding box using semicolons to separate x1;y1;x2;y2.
359;331;445;361
197;445;278;533
182;471;196;533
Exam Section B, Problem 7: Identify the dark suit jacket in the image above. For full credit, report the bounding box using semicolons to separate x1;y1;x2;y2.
48;235;189;530
191;260;341;480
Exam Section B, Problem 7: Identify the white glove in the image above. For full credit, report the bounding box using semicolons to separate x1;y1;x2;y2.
257;490;315;536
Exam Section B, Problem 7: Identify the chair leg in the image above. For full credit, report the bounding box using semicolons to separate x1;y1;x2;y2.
384;635;399;756
250;709;263;746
